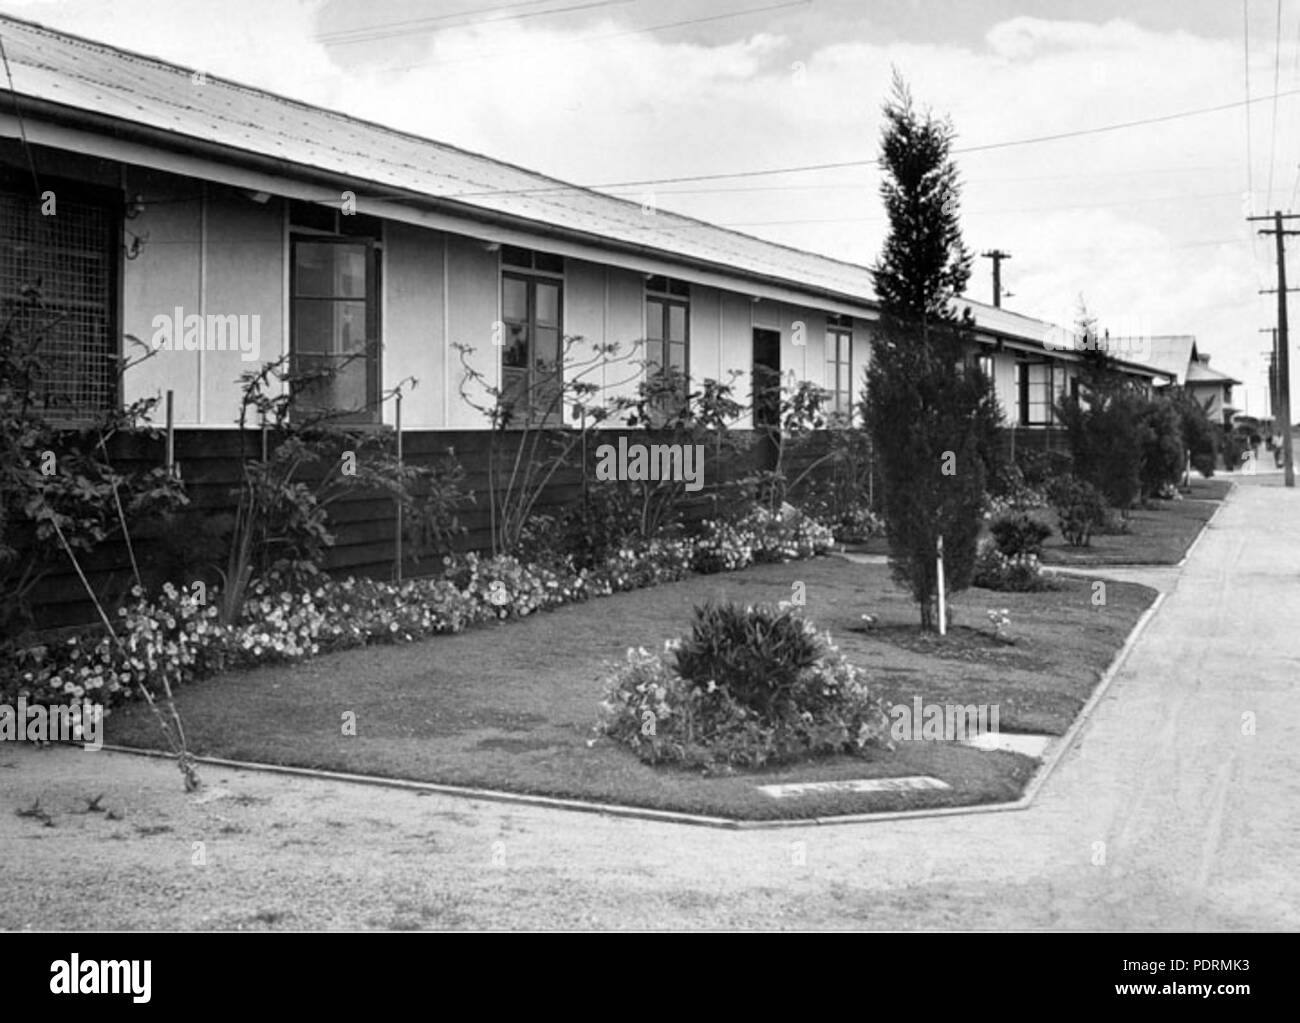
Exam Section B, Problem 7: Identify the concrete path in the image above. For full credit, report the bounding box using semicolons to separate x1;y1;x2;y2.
2;480;1296;930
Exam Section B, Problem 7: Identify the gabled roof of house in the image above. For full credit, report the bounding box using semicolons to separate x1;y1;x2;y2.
1133;335;1198;384
1185;360;1240;386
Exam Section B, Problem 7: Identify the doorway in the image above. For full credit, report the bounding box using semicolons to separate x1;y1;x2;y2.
752;327;781;471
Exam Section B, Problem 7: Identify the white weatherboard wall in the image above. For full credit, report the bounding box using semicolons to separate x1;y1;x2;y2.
123;175;284;425
564;256;612;423
444;234;500;429
601;265;648;415
123;172;202;422
383;220;445;429
203;190;284;421
719;291;754;422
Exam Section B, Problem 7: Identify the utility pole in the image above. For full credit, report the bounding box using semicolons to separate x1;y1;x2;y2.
1251;211;1298;487
1259;327;1278;418
981;249;1011;308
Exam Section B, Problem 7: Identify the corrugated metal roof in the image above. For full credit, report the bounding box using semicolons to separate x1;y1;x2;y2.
1129;335;1196;384
0;13;882;304
1186;360;1239;385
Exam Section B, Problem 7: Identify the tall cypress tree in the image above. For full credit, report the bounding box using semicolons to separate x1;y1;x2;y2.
863;73;994;631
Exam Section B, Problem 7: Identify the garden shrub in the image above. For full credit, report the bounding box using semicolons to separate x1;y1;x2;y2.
1137;394;1186;499
1014;448;1073;489
674;601;824;718
1;288;187;639
1047;475;1107;547
988;511;1052;557
972;538;1054;592
2;498;844;721
1221;428;1249;473
1168;387;1218;479
597;602;888;769
690;507;833;574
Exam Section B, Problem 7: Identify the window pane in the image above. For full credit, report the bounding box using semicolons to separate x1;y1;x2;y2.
503;277;527;321
668;340;685;371
533;326;560;369
534;251;564;274
289;200;336;232
668;303;686;343
536;282;560;326
646;299;664;340
502;245;532;268
644;339;665;373
294;300;368;353
503;322;529;368
295;242;366;298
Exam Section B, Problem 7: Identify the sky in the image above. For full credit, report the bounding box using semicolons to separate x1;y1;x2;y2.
3;0;1297;416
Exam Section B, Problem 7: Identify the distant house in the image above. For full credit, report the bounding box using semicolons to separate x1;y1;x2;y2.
1133;335;1240;426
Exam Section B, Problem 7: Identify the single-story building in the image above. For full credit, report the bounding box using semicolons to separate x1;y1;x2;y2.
0;13;1165;442
0;10;1177;629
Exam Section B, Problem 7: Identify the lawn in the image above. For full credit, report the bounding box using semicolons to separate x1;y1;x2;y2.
1039;489;1225;566
104;556;1157;821
838;478;1231;562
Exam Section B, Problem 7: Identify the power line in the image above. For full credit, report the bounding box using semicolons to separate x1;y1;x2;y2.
317;1;560;45
434;85;1300;198
1267;0;1283;206
366;0;812;75
318;0;635;48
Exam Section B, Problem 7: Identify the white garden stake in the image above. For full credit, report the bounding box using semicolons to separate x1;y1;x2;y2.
936;535;946;636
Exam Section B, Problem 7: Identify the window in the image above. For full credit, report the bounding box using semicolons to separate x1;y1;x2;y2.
291;236;381;421
0;182;117;423
501;250;564;422
826;322;853;421
1015;360;1058;426
503;245;564;274
645;276;689;409
290;199;382;239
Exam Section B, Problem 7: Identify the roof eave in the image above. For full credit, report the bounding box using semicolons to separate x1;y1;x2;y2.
15;94;880;316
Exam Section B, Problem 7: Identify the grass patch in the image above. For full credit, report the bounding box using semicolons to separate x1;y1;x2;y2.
104;558;1155;821
1040;492;1222;566
1182;477;1233;501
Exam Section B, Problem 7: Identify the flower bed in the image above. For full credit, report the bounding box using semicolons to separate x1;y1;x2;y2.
0;509;837;718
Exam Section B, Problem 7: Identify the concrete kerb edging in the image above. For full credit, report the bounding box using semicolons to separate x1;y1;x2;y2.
1175;481;1235;569
95;587;1169;831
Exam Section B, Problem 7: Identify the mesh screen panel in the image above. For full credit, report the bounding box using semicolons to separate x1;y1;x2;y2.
0;189;115;423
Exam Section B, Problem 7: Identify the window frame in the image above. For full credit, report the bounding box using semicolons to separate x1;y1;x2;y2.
1015;358;1059;427
825;322;853;424
645;276;690;408
500;253;565;426
289;232;383;424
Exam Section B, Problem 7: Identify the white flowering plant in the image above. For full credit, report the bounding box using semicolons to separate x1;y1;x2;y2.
597;603;888;769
